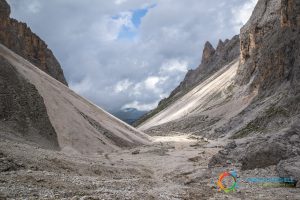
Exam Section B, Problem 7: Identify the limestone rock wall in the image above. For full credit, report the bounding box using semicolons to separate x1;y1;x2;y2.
236;0;300;94
0;0;68;86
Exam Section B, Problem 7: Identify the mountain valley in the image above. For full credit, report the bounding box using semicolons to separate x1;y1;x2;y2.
0;0;300;199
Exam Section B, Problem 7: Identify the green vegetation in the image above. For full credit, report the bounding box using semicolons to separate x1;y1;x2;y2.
264;106;289;118
231;105;290;139
226;84;235;93
231;121;264;139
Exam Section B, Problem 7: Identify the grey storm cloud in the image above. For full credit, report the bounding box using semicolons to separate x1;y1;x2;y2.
7;0;257;112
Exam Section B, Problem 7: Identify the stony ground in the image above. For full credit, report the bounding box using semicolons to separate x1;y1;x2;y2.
1;135;300;199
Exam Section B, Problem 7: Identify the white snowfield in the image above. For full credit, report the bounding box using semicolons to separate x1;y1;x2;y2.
139;60;240;131
0;44;151;154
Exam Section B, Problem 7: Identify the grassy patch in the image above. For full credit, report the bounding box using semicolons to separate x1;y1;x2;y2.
264;106;289;118
231;105;289;139
231;121;264;139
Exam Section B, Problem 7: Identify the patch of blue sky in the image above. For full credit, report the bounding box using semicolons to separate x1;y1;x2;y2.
116;4;156;40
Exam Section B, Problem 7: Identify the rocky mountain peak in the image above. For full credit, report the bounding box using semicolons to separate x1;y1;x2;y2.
0;0;68;86
0;0;10;18
134;35;240;126
236;0;300;93
216;39;225;52
201;41;215;64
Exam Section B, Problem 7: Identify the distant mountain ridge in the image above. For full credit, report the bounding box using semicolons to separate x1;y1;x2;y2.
113;108;147;125
134;35;240;126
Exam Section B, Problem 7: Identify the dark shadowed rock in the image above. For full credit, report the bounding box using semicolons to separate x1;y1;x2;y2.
209;123;300;170
225;141;237;150
201;41;215;64
236;0;300;94
240;140;291;170
0;0;9;18
0;0;68;86
216;40;225;52
0;56;59;150
277;156;300;186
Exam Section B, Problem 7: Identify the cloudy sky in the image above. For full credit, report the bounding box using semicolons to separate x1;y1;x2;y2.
7;0;257;113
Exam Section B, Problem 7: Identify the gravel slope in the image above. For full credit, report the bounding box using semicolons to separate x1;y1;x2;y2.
0;43;151;154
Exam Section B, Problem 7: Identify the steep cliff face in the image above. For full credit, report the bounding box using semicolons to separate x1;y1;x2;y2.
208;0;300;173
134;35;240;126
0;0;68;86
236;0;300;94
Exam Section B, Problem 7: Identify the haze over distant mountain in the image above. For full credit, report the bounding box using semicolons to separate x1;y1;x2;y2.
113;108;147;125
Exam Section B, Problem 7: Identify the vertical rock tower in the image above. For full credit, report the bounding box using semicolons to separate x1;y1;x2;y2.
236;0;300;94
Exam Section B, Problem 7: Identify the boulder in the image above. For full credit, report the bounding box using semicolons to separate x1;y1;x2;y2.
277;156;300;187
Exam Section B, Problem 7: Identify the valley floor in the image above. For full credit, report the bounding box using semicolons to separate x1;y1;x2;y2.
1;135;300;199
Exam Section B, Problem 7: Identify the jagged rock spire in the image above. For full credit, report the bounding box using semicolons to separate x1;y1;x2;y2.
216;39;225;52
0;0;10;18
201;41;215;64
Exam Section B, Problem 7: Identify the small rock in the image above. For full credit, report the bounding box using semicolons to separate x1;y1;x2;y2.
219;149;229;155
290;135;299;144
225;141;237;149
132;150;140;155
190;143;201;147
188;156;201;162
199;151;205;154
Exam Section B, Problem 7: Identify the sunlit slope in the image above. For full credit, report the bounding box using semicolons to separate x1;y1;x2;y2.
139;59;239;131
0;44;151;154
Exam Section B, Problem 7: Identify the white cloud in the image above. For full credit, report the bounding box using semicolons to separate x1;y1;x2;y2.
115;0;127;5
231;0;258;32
160;59;188;73
8;0;258;112
122;100;159;111
27;0;41;14
70;78;92;95
91;11;134;41
145;76;160;90
114;79;133;93
145;76;168;92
